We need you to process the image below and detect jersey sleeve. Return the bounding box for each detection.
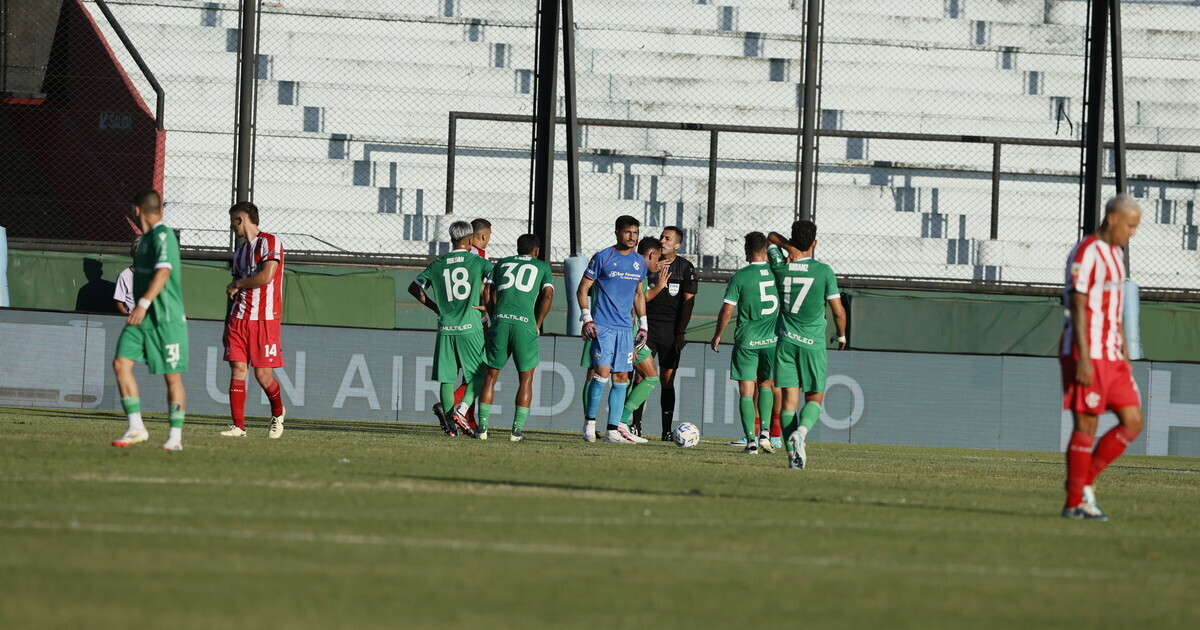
[767,245,786,269]
[151,230,173,270]
[584,253,601,280]
[1070,244,1097,295]
[638,255,648,282]
[414,264,432,289]
[258,234,282,263]
[824,266,841,300]
[481,257,495,284]
[682,260,699,294]
[538,262,554,290]
[722,275,740,305]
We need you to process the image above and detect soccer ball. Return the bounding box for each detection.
[673,422,700,448]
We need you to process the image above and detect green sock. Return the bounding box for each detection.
[799,401,821,434]
[121,397,141,415]
[781,410,798,451]
[756,387,773,436]
[513,406,529,435]
[739,396,756,442]
[619,376,659,424]
[440,383,456,413]
[167,402,185,429]
[461,372,485,409]
[477,403,491,432]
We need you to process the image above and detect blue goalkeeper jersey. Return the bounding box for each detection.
[584,246,647,330]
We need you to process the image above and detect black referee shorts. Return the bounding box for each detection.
[646,326,681,370]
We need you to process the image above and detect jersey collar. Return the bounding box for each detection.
[151,220,165,230]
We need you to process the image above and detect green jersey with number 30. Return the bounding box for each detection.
[491,255,552,330]
[768,245,840,347]
[415,249,494,335]
[722,262,779,349]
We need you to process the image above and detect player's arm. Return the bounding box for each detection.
[710,302,734,352]
[408,279,439,316]
[768,231,801,258]
[828,296,848,351]
[1069,290,1092,386]
[633,281,649,349]
[535,285,554,334]
[227,260,279,299]
[127,267,172,326]
[115,301,130,314]
[576,275,597,339]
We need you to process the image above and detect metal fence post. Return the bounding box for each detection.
[797,0,823,222]
[990,143,1001,240]
[531,0,561,262]
[707,130,718,228]
[445,112,457,215]
[232,0,261,205]
[1081,0,1109,235]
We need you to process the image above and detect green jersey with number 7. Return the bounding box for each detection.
[414,249,494,336]
[767,245,840,348]
[490,255,553,330]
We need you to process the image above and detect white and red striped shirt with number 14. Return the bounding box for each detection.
[231,232,284,321]
[1062,234,1126,361]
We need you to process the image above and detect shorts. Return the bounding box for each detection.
[116,321,189,375]
[485,322,540,372]
[730,344,776,383]
[1060,355,1141,415]
[581,336,650,370]
[646,325,682,370]
[591,324,635,373]
[223,318,284,368]
[774,341,826,392]
[434,332,486,384]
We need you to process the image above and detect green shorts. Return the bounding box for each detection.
[433,332,486,384]
[486,323,540,372]
[580,338,651,369]
[730,344,775,383]
[116,321,189,375]
[773,341,826,392]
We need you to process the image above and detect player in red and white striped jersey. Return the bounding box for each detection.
[436,218,493,435]
[220,201,288,439]
[1059,194,1143,521]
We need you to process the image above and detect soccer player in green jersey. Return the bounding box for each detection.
[111,189,190,451]
[767,221,847,469]
[476,234,554,441]
[408,220,494,437]
[710,232,779,455]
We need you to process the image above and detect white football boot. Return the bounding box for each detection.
[220,425,247,437]
[268,409,286,439]
[758,434,774,454]
[583,419,597,443]
[618,422,648,443]
[111,429,149,448]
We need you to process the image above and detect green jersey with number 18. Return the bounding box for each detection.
[491,255,553,330]
[722,262,779,349]
[415,249,494,335]
[767,245,840,347]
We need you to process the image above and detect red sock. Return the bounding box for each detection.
[1088,426,1138,486]
[1065,430,1095,507]
[229,379,246,429]
[754,415,762,436]
[264,379,284,417]
[452,383,478,428]
[770,413,782,438]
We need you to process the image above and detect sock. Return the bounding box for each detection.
[454,383,466,407]
[781,410,798,452]
[581,376,590,411]
[770,413,782,438]
[607,381,629,429]
[477,403,491,432]
[168,402,185,433]
[754,414,762,436]
[1088,426,1138,486]
[228,379,246,429]
[620,376,659,424]
[1065,430,1095,508]
[512,406,530,435]
[757,388,774,437]
[455,382,476,427]
[440,383,456,416]
[585,376,607,419]
[122,397,144,432]
[799,401,821,435]
[167,426,182,443]
[459,372,485,414]
[661,384,676,435]
[264,379,283,417]
[739,396,756,442]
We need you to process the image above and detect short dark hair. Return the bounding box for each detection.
[790,220,817,251]
[662,226,684,241]
[615,215,640,231]
[637,236,661,256]
[744,231,767,256]
[132,189,161,213]
[517,233,540,255]
[471,218,492,232]
[230,201,259,225]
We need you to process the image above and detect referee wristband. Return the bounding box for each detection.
[137,298,152,310]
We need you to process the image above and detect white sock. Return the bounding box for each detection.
[167,427,182,443]
[797,426,809,441]
[127,412,145,433]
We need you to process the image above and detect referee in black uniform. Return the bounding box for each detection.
[633,226,698,441]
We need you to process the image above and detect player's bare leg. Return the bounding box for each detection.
[160,373,186,451]
[255,366,285,438]
[222,361,250,437]
[111,357,148,447]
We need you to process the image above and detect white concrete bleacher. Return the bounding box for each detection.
[92,0,1200,288]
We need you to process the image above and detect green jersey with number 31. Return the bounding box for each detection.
[491,255,553,330]
[722,261,779,349]
[768,245,840,347]
[415,249,494,335]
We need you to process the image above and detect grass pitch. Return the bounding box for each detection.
[1,406,1198,629]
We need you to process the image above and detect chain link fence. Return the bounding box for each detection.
[4,0,1200,290]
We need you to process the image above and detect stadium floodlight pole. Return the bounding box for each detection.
[796,0,823,222]
[530,0,562,263]
[1081,0,1108,235]
[233,0,261,206]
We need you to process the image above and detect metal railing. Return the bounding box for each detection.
[93,0,164,128]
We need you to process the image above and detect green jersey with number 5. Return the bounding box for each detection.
[491,255,553,330]
[415,249,494,335]
[722,262,779,349]
[767,246,840,348]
